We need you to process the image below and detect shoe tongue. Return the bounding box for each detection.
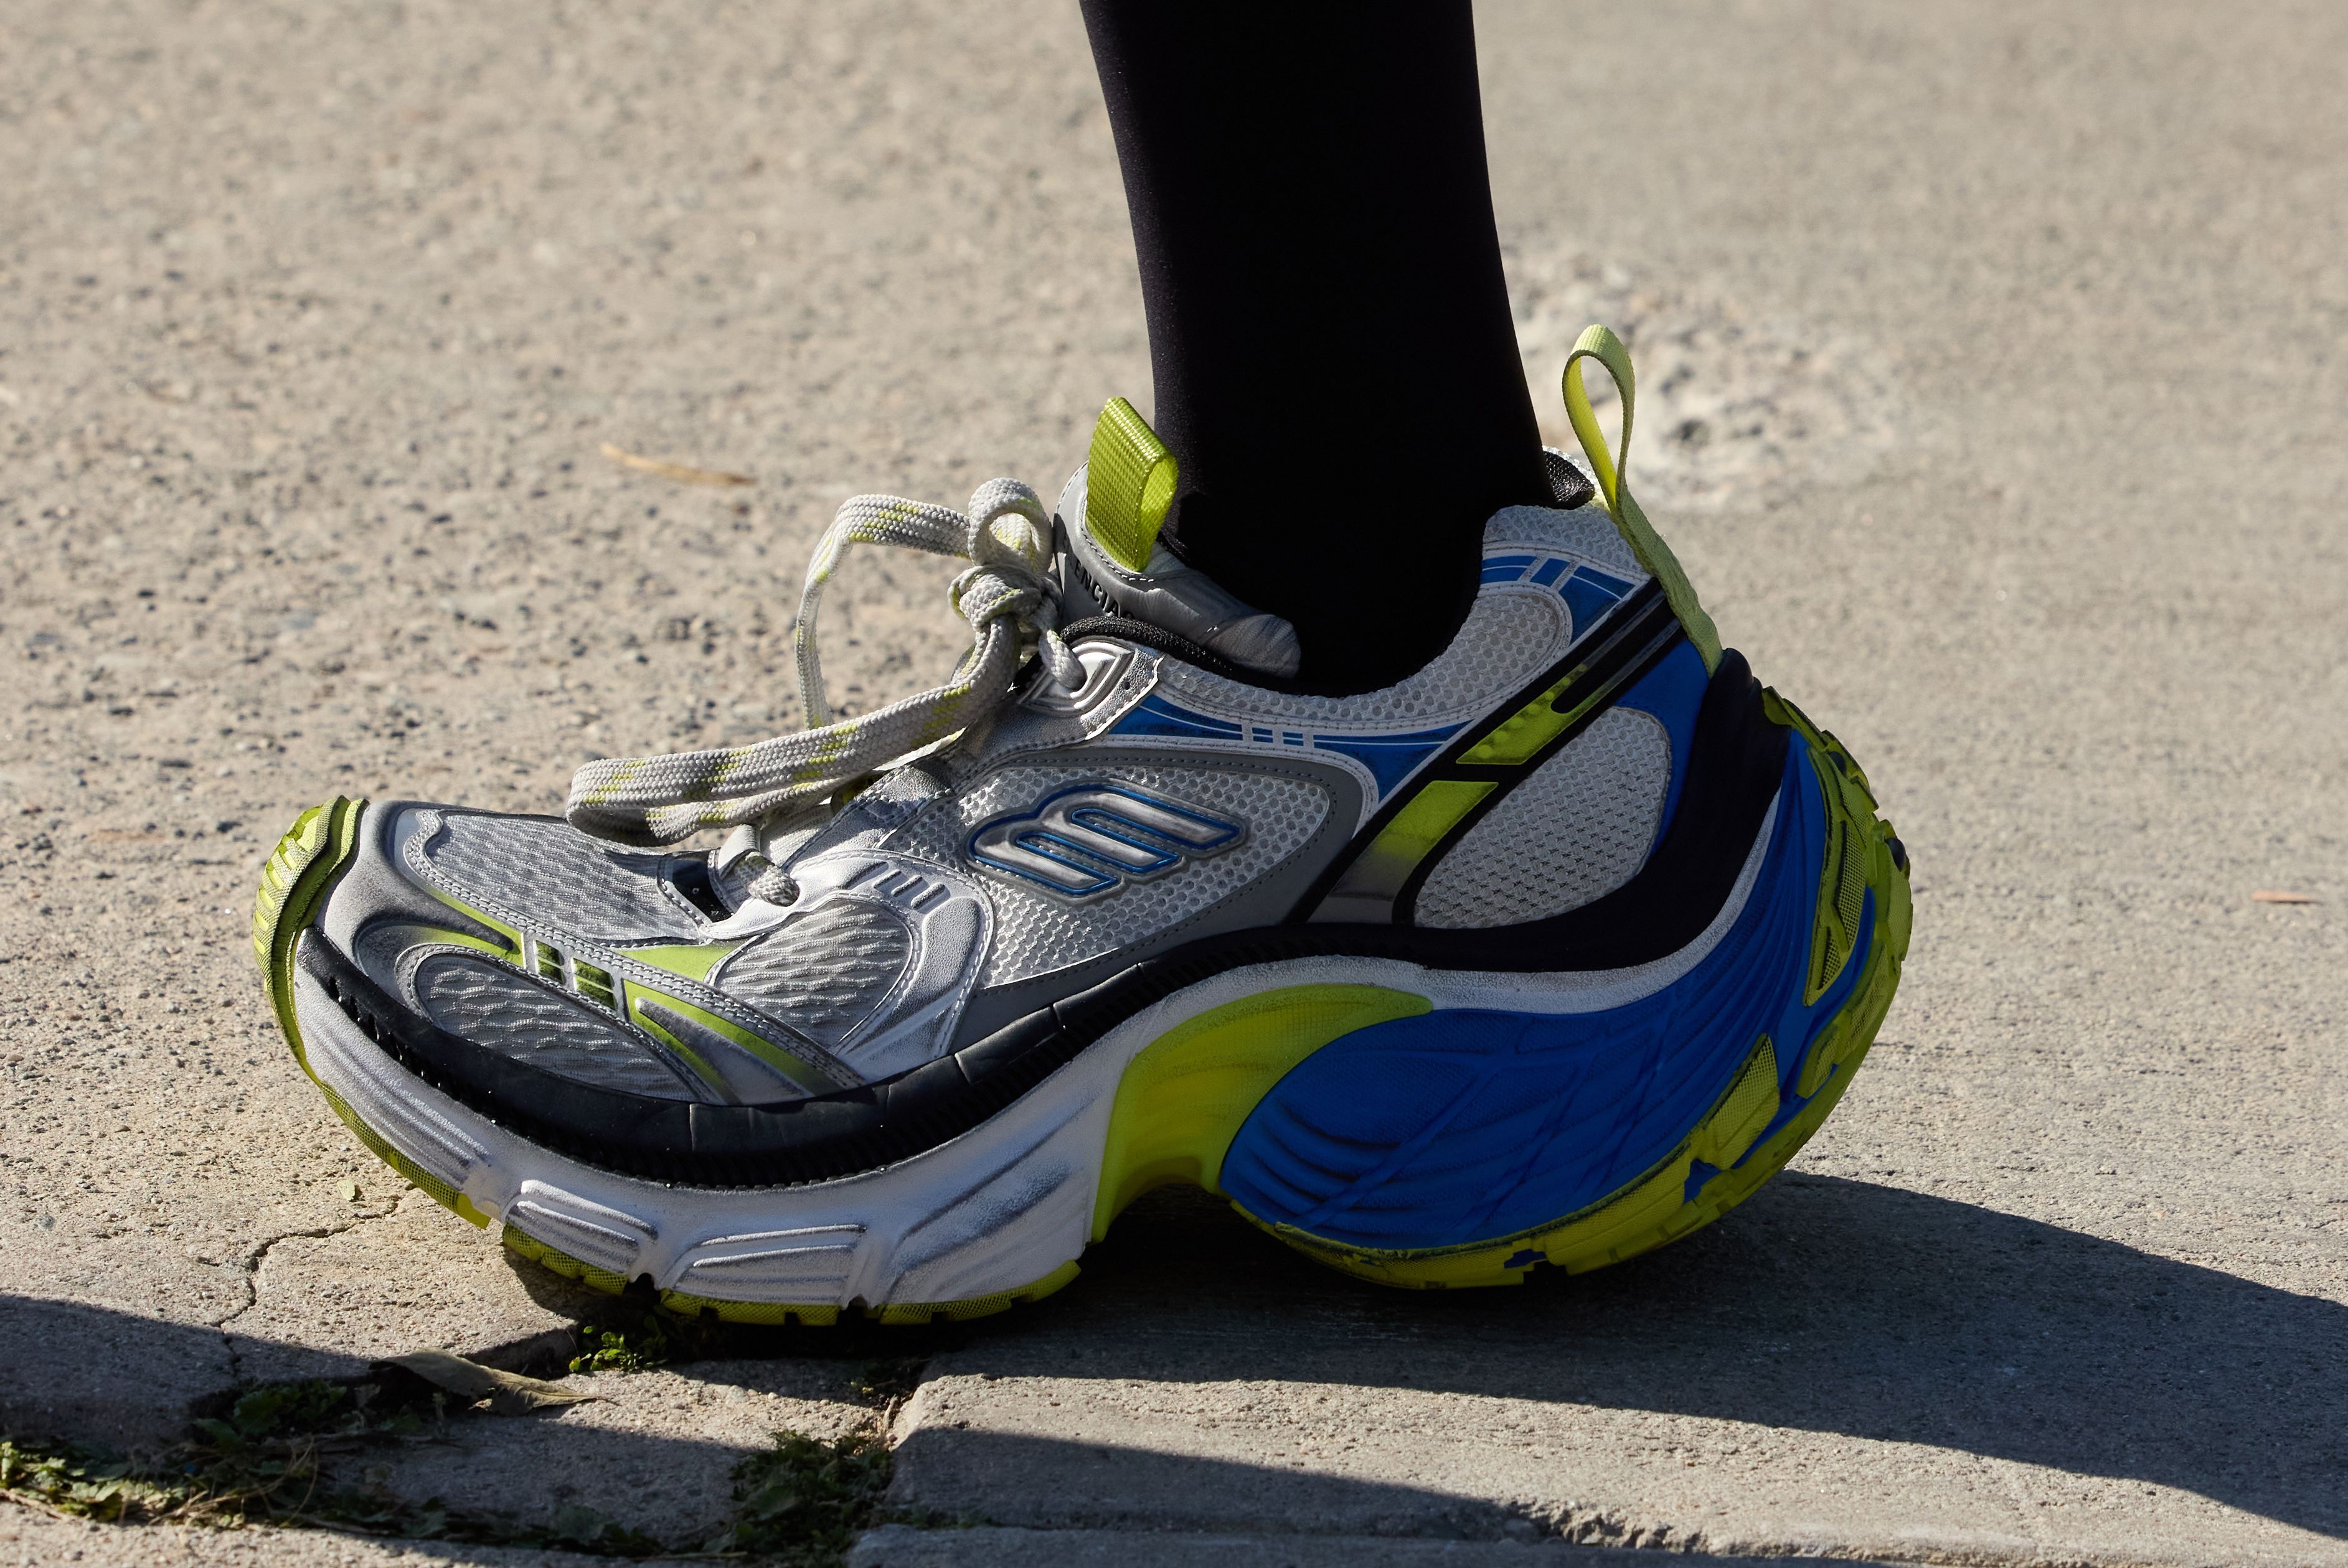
[1059,398,1302,679]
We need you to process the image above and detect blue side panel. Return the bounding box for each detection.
[1111,692,1246,743]
[1560,573,1628,640]
[1577,568,1638,598]
[1613,641,1709,838]
[1529,557,1568,587]
[1221,736,1854,1252]
[1481,554,1537,584]
[1112,690,1462,802]
[1311,728,1463,798]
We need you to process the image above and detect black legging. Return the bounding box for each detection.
[1079,0,1549,694]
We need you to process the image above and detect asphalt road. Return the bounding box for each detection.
[3,1,2344,1562]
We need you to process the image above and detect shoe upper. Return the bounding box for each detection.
[308,468,1737,1116]
[293,325,1821,1193]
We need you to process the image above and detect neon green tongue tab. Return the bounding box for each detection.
[1086,396,1179,573]
[1563,323,1724,673]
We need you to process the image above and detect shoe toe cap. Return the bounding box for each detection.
[309,799,719,1102]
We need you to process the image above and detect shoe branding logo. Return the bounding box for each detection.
[968,785,1245,898]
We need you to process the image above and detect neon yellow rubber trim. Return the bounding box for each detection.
[432,891,527,957]
[1371,779,1495,877]
[660,1293,842,1328]
[1461,669,1583,766]
[626,988,836,1098]
[1563,324,1723,672]
[503,1225,634,1297]
[1085,396,1179,573]
[254,798,471,1215]
[253,797,366,1049]
[424,927,514,961]
[623,941,743,984]
[1688,1035,1780,1170]
[1456,660,1636,768]
[410,893,783,1096]
[1092,984,1431,1240]
[1315,779,1496,912]
[1763,687,1888,1012]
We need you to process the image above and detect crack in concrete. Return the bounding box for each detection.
[210,1201,399,1382]
[860,1354,932,1438]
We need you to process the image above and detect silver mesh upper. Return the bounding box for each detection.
[1413,708,1671,929]
[404,810,704,943]
[410,951,701,1099]
[337,502,1682,1101]
[1159,591,1568,730]
[1152,504,1648,732]
[1485,502,1646,578]
[894,762,1332,987]
[714,899,913,1048]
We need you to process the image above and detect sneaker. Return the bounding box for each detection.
[252,325,1909,1322]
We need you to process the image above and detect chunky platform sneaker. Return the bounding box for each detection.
[253,326,1909,1322]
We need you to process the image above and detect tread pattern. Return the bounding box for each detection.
[1252,703,1910,1290]
[500,1224,1080,1328]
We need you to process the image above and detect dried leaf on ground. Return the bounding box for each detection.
[379,1350,598,1415]
[599,442,753,487]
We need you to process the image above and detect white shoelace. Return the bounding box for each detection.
[566,477,1080,848]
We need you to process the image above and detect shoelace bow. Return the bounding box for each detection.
[565,477,1082,852]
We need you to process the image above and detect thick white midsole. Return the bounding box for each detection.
[296,797,1776,1308]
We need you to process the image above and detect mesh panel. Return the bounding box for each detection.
[1413,708,1671,929]
[1542,450,1597,510]
[713,899,912,1048]
[408,812,702,942]
[410,951,698,1100]
[894,763,1330,986]
[1485,504,1648,579]
[1161,593,1567,728]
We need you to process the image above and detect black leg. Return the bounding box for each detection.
[1080,0,1550,693]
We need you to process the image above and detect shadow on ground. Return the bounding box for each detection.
[8,1171,2343,1551]
[395,1168,2348,1543]
[933,1172,2348,1542]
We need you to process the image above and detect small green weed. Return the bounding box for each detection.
[569,1315,670,1375]
[1,1379,425,1528]
[6,1367,898,1565]
[0,1437,189,1524]
[715,1428,892,1565]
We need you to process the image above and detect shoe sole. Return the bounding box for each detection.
[252,700,1907,1323]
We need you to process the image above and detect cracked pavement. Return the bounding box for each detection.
[5,0,2347,1563]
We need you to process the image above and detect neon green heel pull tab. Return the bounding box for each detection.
[1085,396,1179,573]
[1562,324,1723,672]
